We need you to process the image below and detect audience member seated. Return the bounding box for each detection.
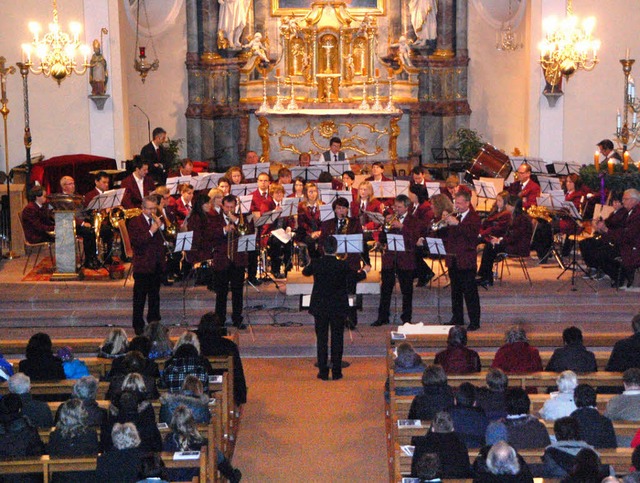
[606,314,640,372]
[412,452,442,482]
[545,326,597,373]
[449,382,489,448]
[384,342,425,402]
[433,326,481,374]
[196,312,248,406]
[162,331,213,393]
[55,375,107,427]
[163,405,242,483]
[55,346,90,379]
[491,325,543,374]
[47,399,99,483]
[560,447,609,483]
[570,384,617,449]
[624,446,640,482]
[18,332,66,381]
[410,411,472,478]
[137,453,171,483]
[472,440,534,483]
[8,373,53,429]
[604,368,640,421]
[143,321,173,360]
[101,387,162,453]
[95,422,144,482]
[407,365,454,421]
[98,327,129,359]
[106,351,160,401]
[159,375,211,425]
[485,387,550,450]
[475,368,509,421]
[0,393,45,483]
[542,416,596,478]
[539,370,578,421]
[0,351,13,382]
[108,336,160,381]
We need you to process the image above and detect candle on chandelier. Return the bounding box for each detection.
[608,158,615,175]
[276,68,280,77]
[624,151,630,171]
[617,110,622,130]
[594,151,600,171]
[627,47,630,60]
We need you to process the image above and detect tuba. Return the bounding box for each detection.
[109,207,143,229]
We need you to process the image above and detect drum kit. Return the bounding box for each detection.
[466,143,512,180]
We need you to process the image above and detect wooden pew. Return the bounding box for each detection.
[0,333,239,356]
[392,443,633,481]
[0,451,208,483]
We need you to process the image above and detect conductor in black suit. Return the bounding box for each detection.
[303,236,364,380]
[140,127,170,184]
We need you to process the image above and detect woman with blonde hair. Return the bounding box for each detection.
[98,328,128,359]
[352,180,383,230]
[207,187,225,215]
[163,331,213,393]
[143,321,173,360]
[295,182,324,260]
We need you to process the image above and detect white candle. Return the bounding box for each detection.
[617,110,622,130]
[627,47,630,60]
[634,111,637,126]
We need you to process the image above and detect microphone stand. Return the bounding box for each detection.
[133,104,151,143]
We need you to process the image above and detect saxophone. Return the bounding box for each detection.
[336,216,350,260]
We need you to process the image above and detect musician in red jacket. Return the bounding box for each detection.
[129,195,167,335]
[295,182,324,261]
[371,195,419,326]
[21,186,55,244]
[174,183,194,227]
[121,158,155,209]
[438,190,482,331]
[365,161,391,182]
[84,171,114,264]
[261,184,295,279]
[476,196,533,287]
[211,195,252,329]
[510,163,540,210]
[246,171,271,285]
[409,185,435,287]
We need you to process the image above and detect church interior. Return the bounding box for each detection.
[2,0,640,481]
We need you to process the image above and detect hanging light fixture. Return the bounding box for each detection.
[21,0,91,85]
[133,0,159,83]
[495,1,523,52]
[538,0,600,91]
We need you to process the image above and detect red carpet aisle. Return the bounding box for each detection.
[233,357,388,482]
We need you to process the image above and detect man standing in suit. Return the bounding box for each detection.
[303,236,363,380]
[121,158,155,209]
[21,186,55,244]
[317,136,346,163]
[440,189,482,331]
[140,127,170,184]
[597,139,622,164]
[247,172,271,285]
[129,195,166,335]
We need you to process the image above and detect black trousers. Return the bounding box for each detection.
[314,314,345,375]
[414,247,435,281]
[379,267,414,323]
[247,250,258,280]
[478,242,504,281]
[76,224,98,263]
[449,266,480,326]
[579,236,612,270]
[213,264,245,324]
[132,271,162,335]
[346,270,359,326]
[531,220,553,259]
[267,237,292,273]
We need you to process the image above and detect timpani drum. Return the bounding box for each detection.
[467,144,511,179]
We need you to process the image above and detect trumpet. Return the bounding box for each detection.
[384,214,398,232]
[237,210,249,236]
[431,211,461,231]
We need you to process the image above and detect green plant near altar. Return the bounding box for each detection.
[446,128,485,164]
[579,163,640,193]
[165,138,185,170]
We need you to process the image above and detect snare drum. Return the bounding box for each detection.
[467,144,511,179]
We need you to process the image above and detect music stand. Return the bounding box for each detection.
[371,181,396,199]
[173,231,194,325]
[193,172,221,192]
[319,205,334,222]
[238,195,253,214]
[556,201,596,293]
[386,233,405,325]
[527,158,547,174]
[242,162,270,181]
[473,181,497,213]
[282,183,293,196]
[425,237,447,323]
[425,182,441,198]
[231,183,258,197]
[335,233,365,342]
[325,161,351,177]
[552,161,581,176]
[291,166,323,181]
[538,176,563,194]
[395,180,410,196]
[237,233,258,340]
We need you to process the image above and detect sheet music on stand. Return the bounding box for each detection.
[237,233,257,252]
[334,234,363,255]
[386,233,405,252]
[319,204,334,222]
[325,161,351,177]
[371,181,397,198]
[395,180,410,196]
[425,182,441,198]
[366,211,386,225]
[279,201,298,217]
[283,196,301,209]
[231,183,258,196]
[561,200,583,221]
[425,237,446,257]
[238,195,253,214]
[510,157,529,172]
[166,176,196,194]
[193,172,223,191]
[86,188,125,211]
[473,180,497,200]
[255,210,281,227]
[320,189,353,205]
[242,162,270,180]
[290,166,323,180]
[525,158,547,173]
[282,183,293,196]
[593,203,614,221]
[317,182,333,191]
[552,161,582,176]
[174,231,193,253]
[538,176,563,193]
[537,192,565,209]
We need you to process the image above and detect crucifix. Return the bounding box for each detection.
[321,38,335,74]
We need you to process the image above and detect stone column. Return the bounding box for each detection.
[455,0,468,58]
[435,0,455,56]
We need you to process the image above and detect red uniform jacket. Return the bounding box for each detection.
[410,201,435,237]
[601,207,628,245]
[441,208,481,271]
[121,174,155,209]
[502,213,534,257]
[319,216,364,271]
[618,207,640,269]
[479,210,511,242]
[128,214,166,274]
[174,197,192,227]
[381,213,418,271]
[250,189,271,214]
[296,202,323,242]
[83,188,102,208]
[351,198,383,231]
[260,199,295,236]
[510,180,541,210]
[185,212,216,264]
[210,213,251,270]
[21,202,55,244]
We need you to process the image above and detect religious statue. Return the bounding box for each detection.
[218,0,251,49]
[243,32,270,64]
[89,39,108,96]
[392,36,413,67]
[409,0,437,47]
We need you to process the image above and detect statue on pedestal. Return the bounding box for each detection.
[409,0,437,48]
[89,39,108,96]
[218,0,251,49]
[243,32,270,63]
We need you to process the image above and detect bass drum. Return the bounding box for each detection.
[467,144,511,179]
